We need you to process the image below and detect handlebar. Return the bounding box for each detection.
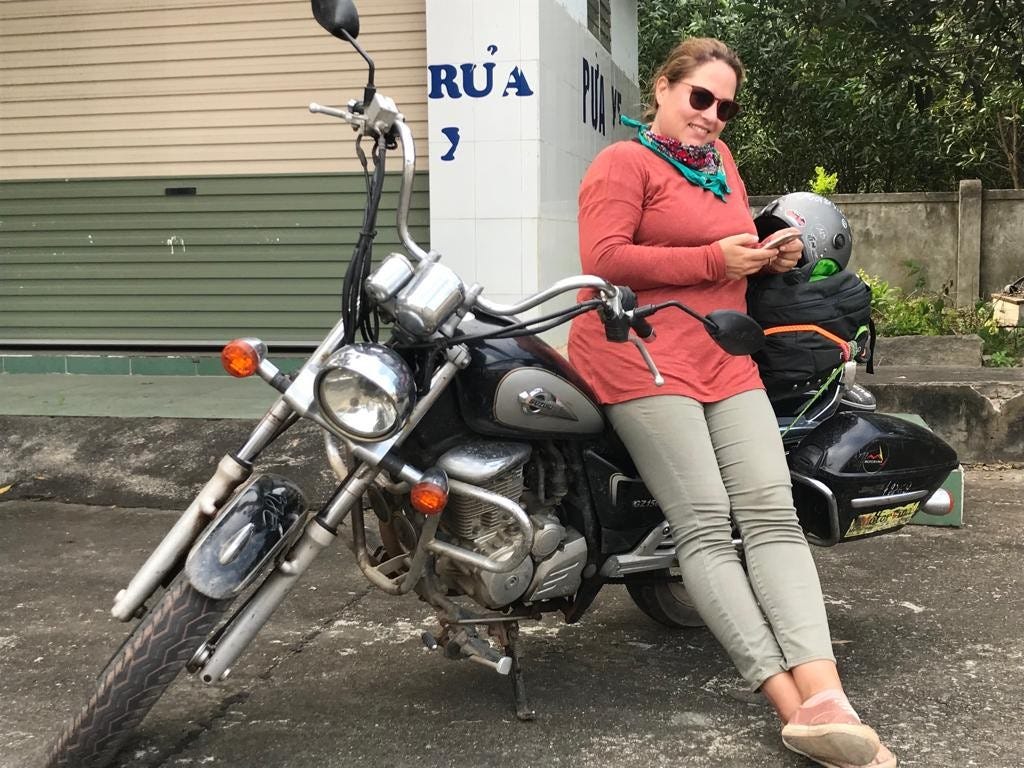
[312,93,666,383]
[473,275,621,316]
[310,99,428,264]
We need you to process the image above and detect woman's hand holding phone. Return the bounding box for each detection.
[756,230,802,250]
[758,228,803,273]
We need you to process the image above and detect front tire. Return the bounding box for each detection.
[627,577,706,629]
[46,579,230,768]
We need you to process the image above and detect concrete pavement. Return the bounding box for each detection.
[2,466,1023,768]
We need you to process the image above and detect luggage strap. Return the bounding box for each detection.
[779,364,845,439]
[763,324,855,362]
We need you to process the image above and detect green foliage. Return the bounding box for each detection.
[808,166,838,196]
[858,270,1022,366]
[988,350,1019,368]
[638,0,1024,192]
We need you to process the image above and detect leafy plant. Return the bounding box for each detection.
[808,166,838,196]
[988,350,1018,368]
[859,270,1022,366]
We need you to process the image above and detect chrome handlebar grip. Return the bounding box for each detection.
[474,276,620,316]
[393,120,430,263]
[309,101,358,122]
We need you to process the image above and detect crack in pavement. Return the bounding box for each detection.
[258,585,375,680]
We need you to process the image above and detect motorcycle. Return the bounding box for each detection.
[46,2,959,766]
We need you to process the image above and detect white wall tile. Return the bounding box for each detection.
[475,218,526,294]
[473,0,521,61]
[538,217,581,288]
[430,218,478,284]
[426,0,476,60]
[520,5,541,61]
[520,85,540,141]
[553,0,587,26]
[427,140,476,219]
[426,0,638,305]
[521,217,540,293]
[474,93,523,142]
[520,140,540,218]
[611,1,639,83]
[474,140,527,219]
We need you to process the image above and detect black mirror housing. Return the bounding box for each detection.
[705,310,765,356]
[312,0,360,40]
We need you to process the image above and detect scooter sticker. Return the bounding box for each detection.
[844,501,921,538]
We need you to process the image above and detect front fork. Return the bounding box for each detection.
[195,461,383,682]
[111,345,471,680]
[110,397,298,621]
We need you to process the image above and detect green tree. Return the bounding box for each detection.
[638,0,1023,192]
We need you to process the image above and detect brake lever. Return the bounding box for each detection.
[628,332,664,386]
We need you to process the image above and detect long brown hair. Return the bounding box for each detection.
[644,37,745,121]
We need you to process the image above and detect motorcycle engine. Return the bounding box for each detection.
[434,440,586,608]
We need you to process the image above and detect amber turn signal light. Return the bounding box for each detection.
[221,338,262,378]
[410,469,449,516]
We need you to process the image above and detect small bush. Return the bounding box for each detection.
[808,166,839,196]
[858,270,1022,366]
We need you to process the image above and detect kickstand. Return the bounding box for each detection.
[496,621,535,721]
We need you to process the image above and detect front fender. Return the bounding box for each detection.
[185,475,307,599]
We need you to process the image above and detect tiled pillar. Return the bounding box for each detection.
[425,0,638,331]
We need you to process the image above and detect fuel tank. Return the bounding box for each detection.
[454,315,605,439]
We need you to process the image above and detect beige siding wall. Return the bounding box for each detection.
[0,0,428,179]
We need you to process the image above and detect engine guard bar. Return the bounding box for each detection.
[345,452,535,590]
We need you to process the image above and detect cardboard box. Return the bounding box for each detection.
[992,293,1024,328]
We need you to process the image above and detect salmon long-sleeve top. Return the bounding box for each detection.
[567,139,765,404]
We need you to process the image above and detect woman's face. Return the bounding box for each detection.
[651,59,737,145]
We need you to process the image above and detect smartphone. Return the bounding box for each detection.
[757,231,802,249]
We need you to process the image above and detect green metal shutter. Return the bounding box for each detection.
[0,172,429,347]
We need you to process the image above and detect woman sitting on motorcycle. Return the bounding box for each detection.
[567,36,895,768]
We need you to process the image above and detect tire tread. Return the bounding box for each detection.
[45,580,227,768]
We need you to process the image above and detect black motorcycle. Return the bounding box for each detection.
[46,2,958,765]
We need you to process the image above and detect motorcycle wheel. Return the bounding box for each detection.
[45,578,230,768]
[626,576,706,629]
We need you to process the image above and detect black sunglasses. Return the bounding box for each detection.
[681,82,741,122]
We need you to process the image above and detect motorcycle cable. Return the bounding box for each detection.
[341,135,387,345]
[394,299,605,350]
[633,300,713,332]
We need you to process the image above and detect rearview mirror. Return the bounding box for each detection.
[705,310,765,356]
[312,0,360,40]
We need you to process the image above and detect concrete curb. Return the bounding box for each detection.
[2,366,1021,510]
[0,416,337,511]
[865,366,1024,463]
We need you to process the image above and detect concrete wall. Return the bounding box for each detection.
[981,191,1024,297]
[751,186,1024,304]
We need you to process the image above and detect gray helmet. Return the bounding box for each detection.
[754,191,853,270]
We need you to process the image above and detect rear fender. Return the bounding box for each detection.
[185,475,308,599]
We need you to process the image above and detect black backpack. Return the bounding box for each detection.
[746,264,874,390]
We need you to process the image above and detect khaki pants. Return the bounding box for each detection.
[607,389,836,689]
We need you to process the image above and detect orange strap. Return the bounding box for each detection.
[763,324,852,361]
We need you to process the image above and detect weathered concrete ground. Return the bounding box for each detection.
[1,467,1022,768]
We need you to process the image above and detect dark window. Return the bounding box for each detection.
[587,0,611,51]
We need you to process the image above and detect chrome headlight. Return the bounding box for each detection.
[315,344,415,440]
